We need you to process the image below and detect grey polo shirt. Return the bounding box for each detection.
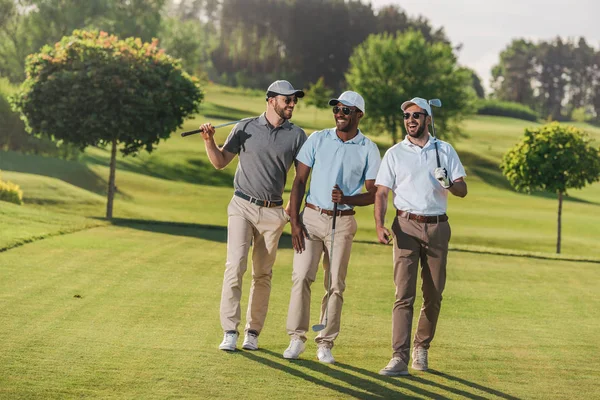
[223,113,307,202]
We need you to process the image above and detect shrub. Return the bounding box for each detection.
[0,172,23,205]
[476,99,539,122]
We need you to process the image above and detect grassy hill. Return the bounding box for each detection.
[1,84,599,399]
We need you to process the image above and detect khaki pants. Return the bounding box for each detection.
[286,206,357,348]
[391,215,451,363]
[220,196,288,334]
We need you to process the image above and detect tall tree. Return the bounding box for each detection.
[346,30,473,144]
[491,39,537,105]
[501,123,600,253]
[10,30,203,218]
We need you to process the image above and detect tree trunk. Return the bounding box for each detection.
[556,191,563,254]
[389,118,397,144]
[106,139,117,219]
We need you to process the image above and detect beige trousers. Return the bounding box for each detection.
[391,215,451,363]
[220,196,288,334]
[286,207,357,348]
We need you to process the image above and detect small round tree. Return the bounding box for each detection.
[11,30,203,219]
[501,122,600,253]
[304,76,334,121]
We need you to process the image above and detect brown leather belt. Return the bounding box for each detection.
[306,203,355,216]
[397,210,448,223]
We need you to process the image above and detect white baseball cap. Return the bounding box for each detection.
[401,97,432,116]
[329,91,365,113]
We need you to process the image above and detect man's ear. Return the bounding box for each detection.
[358,111,364,120]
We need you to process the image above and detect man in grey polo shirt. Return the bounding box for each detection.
[282,91,381,364]
[198,80,307,352]
[375,97,467,376]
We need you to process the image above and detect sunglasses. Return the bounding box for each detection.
[403,112,428,120]
[332,106,356,115]
[280,95,299,105]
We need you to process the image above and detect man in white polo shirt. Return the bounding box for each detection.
[282,91,381,364]
[375,97,467,376]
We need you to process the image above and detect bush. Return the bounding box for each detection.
[476,99,539,122]
[0,172,23,205]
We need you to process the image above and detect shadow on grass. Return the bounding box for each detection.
[83,149,235,187]
[106,218,293,249]
[0,150,107,195]
[240,348,433,399]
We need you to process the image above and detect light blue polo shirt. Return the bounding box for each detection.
[297,128,381,211]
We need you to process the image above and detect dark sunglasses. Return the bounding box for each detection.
[332,106,356,115]
[403,112,428,120]
[280,95,299,105]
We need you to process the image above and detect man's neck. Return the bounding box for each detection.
[336,128,359,142]
[407,132,431,148]
[265,109,285,128]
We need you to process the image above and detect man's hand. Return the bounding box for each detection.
[434,167,453,189]
[199,123,216,141]
[332,184,345,204]
[377,226,393,245]
[291,221,308,253]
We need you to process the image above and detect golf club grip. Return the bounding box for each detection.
[180,128,204,137]
[332,203,338,229]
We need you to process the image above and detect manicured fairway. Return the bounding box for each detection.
[1,84,600,398]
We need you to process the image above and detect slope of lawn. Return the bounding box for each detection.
[1,83,600,398]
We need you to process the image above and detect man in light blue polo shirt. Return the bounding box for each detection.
[282,91,381,364]
[375,97,467,376]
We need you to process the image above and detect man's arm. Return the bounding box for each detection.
[331,180,377,207]
[199,123,236,169]
[448,177,467,198]
[374,185,393,244]
[289,162,311,253]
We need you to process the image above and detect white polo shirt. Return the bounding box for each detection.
[375,136,466,215]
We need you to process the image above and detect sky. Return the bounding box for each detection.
[369,0,600,93]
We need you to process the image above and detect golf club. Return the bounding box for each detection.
[312,202,337,332]
[180,119,246,137]
[428,98,442,168]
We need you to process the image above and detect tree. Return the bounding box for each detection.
[346,30,473,144]
[500,123,600,253]
[491,39,537,106]
[10,30,203,218]
[304,76,334,121]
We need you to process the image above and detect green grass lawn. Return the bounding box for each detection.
[1,83,600,398]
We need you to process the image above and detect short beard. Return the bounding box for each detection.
[408,123,426,138]
[274,102,290,120]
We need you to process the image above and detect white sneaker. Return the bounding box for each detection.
[219,331,238,351]
[411,347,428,371]
[379,357,409,376]
[242,331,259,350]
[316,346,335,364]
[283,338,305,359]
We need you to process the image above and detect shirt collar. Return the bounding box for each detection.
[259,112,292,130]
[327,128,365,144]
[402,135,436,149]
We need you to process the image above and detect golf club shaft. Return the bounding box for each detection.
[428,101,441,168]
[180,119,243,137]
[323,202,337,328]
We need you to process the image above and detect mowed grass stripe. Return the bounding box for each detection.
[1,225,599,399]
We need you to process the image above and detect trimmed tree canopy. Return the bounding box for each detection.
[11,29,203,155]
[11,30,203,218]
[501,122,600,194]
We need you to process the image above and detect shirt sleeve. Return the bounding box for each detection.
[293,129,308,159]
[364,142,382,181]
[446,144,466,181]
[222,124,241,154]
[296,130,318,167]
[375,149,395,189]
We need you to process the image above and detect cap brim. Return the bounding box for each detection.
[329,98,355,107]
[271,90,304,97]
